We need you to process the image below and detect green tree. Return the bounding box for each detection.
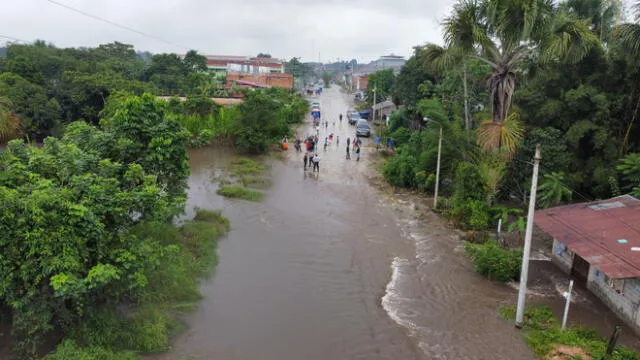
[0,96,21,142]
[439,0,599,149]
[617,153,640,190]
[0,72,63,138]
[322,71,332,88]
[365,69,395,106]
[538,172,573,208]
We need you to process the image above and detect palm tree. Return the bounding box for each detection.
[537,172,573,208]
[614,0,640,57]
[614,0,640,154]
[562,0,621,42]
[437,0,599,152]
[0,96,22,143]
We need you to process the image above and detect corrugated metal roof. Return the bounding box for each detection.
[535,195,640,279]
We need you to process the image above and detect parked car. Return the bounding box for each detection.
[356,122,371,137]
[356,119,369,127]
[347,111,361,125]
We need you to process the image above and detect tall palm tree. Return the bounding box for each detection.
[614,0,640,57]
[438,0,599,152]
[423,44,472,130]
[562,0,621,42]
[614,0,640,154]
[0,96,22,143]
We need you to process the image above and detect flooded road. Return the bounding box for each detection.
[155,87,536,360]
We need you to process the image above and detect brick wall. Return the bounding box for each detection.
[227,72,293,89]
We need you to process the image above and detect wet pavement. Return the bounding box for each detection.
[150,87,638,360]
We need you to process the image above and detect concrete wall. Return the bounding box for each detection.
[587,267,640,334]
[227,72,293,89]
[551,238,573,274]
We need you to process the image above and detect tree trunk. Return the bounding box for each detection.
[621,94,640,156]
[463,64,470,131]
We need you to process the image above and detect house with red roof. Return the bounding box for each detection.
[535,195,640,333]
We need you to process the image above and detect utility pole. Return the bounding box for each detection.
[515,144,542,328]
[463,65,470,131]
[372,86,377,122]
[561,280,574,330]
[433,126,443,209]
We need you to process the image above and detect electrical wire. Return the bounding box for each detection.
[0,34,28,43]
[45,0,189,50]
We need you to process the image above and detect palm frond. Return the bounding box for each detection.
[423,44,463,72]
[476,111,524,156]
[540,18,599,64]
[613,23,640,58]
[443,0,488,51]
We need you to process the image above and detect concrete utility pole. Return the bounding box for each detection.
[372,86,377,123]
[561,280,574,330]
[515,144,542,328]
[433,126,443,209]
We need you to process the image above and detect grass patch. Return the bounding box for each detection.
[500,305,640,359]
[217,185,264,201]
[212,157,271,199]
[240,175,272,189]
[48,209,230,359]
[228,157,270,177]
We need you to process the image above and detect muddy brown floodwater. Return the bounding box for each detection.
[152,87,536,360]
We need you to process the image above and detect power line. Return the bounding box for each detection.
[45,0,189,50]
[0,34,28,43]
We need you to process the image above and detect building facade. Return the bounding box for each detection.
[536,195,640,335]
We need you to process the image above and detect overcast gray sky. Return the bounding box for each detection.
[0,0,455,63]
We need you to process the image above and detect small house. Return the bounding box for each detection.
[535,195,640,334]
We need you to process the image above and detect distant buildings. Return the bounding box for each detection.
[347,54,406,91]
[204,55,291,89]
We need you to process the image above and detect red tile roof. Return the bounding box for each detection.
[535,195,640,279]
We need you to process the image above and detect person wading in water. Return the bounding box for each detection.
[312,153,320,172]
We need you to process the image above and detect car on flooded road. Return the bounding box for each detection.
[356,122,371,137]
[347,111,360,125]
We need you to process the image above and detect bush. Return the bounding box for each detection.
[452,199,490,230]
[56,209,230,357]
[453,162,485,207]
[45,340,138,360]
[414,170,435,192]
[463,241,522,282]
[389,127,411,145]
[383,152,418,187]
[217,185,264,201]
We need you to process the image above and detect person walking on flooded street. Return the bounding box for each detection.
[346,137,351,147]
[336,136,340,146]
[339,113,343,123]
[346,144,351,160]
[303,153,308,170]
[355,145,361,162]
[312,153,320,172]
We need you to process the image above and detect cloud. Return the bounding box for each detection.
[0,0,454,62]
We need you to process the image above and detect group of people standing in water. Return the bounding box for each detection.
[297,120,363,172]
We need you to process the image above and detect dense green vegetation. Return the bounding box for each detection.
[0,39,305,359]
[500,305,639,359]
[378,0,640,236]
[463,241,522,282]
[0,42,308,153]
[0,92,234,359]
